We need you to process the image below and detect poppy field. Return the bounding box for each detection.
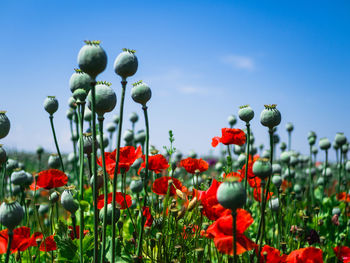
[0,41,349,263]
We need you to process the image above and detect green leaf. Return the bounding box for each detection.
[79,200,90,212]
[54,235,78,260]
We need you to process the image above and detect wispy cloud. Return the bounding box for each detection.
[177,85,208,95]
[221,55,255,71]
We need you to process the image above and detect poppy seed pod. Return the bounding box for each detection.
[73,89,87,103]
[217,180,246,210]
[69,68,93,93]
[227,115,237,127]
[6,159,18,171]
[50,192,59,204]
[280,151,291,164]
[308,136,316,146]
[78,40,107,79]
[238,105,254,123]
[345,161,350,172]
[48,154,61,169]
[43,96,58,115]
[273,134,280,144]
[114,49,138,79]
[260,105,281,129]
[61,189,79,214]
[87,82,117,117]
[0,111,10,139]
[130,179,143,193]
[252,159,272,179]
[38,204,50,216]
[312,146,318,155]
[11,169,28,185]
[106,122,116,133]
[332,207,341,216]
[234,145,243,155]
[286,122,294,132]
[129,112,139,123]
[280,142,287,151]
[316,177,324,186]
[333,141,339,150]
[335,132,347,146]
[131,81,152,106]
[89,173,104,190]
[272,175,282,188]
[0,145,7,165]
[36,146,44,155]
[289,155,298,166]
[66,108,74,121]
[319,138,331,150]
[123,130,134,143]
[0,200,24,230]
[84,107,92,122]
[25,172,33,185]
[261,150,270,159]
[272,163,282,174]
[215,162,223,172]
[308,131,317,140]
[293,184,302,195]
[134,130,146,144]
[269,198,280,212]
[100,204,121,225]
[341,143,348,154]
[68,97,77,109]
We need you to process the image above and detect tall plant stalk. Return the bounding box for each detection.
[244,123,251,191]
[49,115,65,172]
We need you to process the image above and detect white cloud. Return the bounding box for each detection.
[221,55,255,71]
[177,85,208,95]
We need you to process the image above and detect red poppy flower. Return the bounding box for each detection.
[152,176,182,196]
[39,235,57,252]
[193,179,231,221]
[337,192,350,202]
[97,192,132,210]
[238,158,262,188]
[97,146,142,178]
[180,157,209,174]
[259,245,286,263]
[285,247,323,263]
[253,187,273,202]
[205,209,255,255]
[212,128,246,147]
[334,246,350,263]
[142,207,153,228]
[138,154,170,174]
[0,227,42,254]
[30,169,68,190]
[68,226,89,240]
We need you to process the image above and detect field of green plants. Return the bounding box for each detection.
[0,40,349,263]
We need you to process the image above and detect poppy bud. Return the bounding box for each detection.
[87,82,117,117]
[316,177,324,186]
[0,111,10,139]
[238,105,254,123]
[11,169,28,185]
[106,122,116,133]
[0,200,24,230]
[73,88,87,103]
[252,159,272,179]
[114,49,138,79]
[48,154,60,169]
[227,115,237,127]
[272,163,281,174]
[0,145,6,166]
[188,197,197,211]
[43,96,58,115]
[69,68,92,93]
[319,138,331,150]
[130,179,143,193]
[100,204,120,225]
[78,40,107,79]
[129,112,139,123]
[131,81,152,106]
[260,104,281,129]
[286,122,294,132]
[335,132,347,146]
[217,180,246,210]
[123,129,134,143]
[61,189,79,214]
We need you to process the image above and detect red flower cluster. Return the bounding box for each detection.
[258,246,324,263]
[334,246,350,263]
[68,226,89,240]
[138,154,169,174]
[152,176,182,196]
[142,207,153,227]
[212,128,246,147]
[39,235,57,252]
[180,157,209,174]
[337,192,350,203]
[97,192,132,210]
[30,169,68,190]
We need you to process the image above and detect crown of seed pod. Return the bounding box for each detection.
[217,180,246,210]
[0,200,24,230]
[335,132,347,147]
[106,122,116,133]
[253,158,272,179]
[43,96,59,115]
[114,48,138,79]
[87,82,117,117]
[61,189,79,214]
[48,154,60,169]
[129,112,139,123]
[99,204,121,225]
[69,68,93,93]
[0,111,10,139]
[11,169,28,185]
[272,175,282,188]
[130,179,143,193]
[286,122,294,132]
[260,104,281,129]
[319,137,331,150]
[78,40,107,79]
[131,81,152,106]
[238,105,254,123]
[0,145,7,166]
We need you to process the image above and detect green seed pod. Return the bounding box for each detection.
[272,175,282,188]
[50,192,59,204]
[84,107,92,122]
[227,115,237,127]
[0,200,24,230]
[130,179,143,193]
[72,89,87,103]
[129,112,139,123]
[286,122,294,132]
[69,69,93,93]
[280,151,291,164]
[131,158,142,169]
[345,161,350,172]
[48,154,60,169]
[113,114,120,125]
[260,105,281,129]
[24,172,33,185]
[0,145,7,166]
[43,96,58,115]
[316,177,324,186]
[273,134,280,144]
[215,162,223,172]
[61,189,79,214]
[12,185,22,196]
[217,181,246,210]
[175,152,183,162]
[134,130,146,145]
[87,82,117,117]
[68,97,77,109]
[38,204,50,216]
[89,173,104,190]
[234,145,243,155]
[99,204,120,225]
[253,159,272,179]
[67,152,77,165]
[289,155,298,166]
[36,146,44,155]
[114,49,138,79]
[325,167,332,178]
[66,108,74,121]
[269,198,279,212]
[251,146,258,156]
[189,150,197,159]
[319,138,331,150]
[312,146,318,155]
[308,136,316,146]
[280,142,287,151]
[335,132,347,146]
[332,207,341,216]
[106,122,116,133]
[0,111,10,139]
[6,159,18,171]
[11,169,28,185]
[238,105,254,123]
[131,81,152,106]
[99,135,109,148]
[78,40,107,79]
[272,163,281,174]
[237,153,246,167]
[341,144,348,154]
[333,141,339,150]
[261,150,270,159]
[308,131,316,140]
[293,184,302,194]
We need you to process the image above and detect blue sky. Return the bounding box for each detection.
[0,0,349,161]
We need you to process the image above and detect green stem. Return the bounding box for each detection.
[288,131,291,151]
[232,211,237,263]
[4,230,13,263]
[309,145,314,209]
[49,115,65,172]
[338,150,342,194]
[244,123,251,191]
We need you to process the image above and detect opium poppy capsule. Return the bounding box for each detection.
[217,180,246,210]
[78,40,107,79]
[342,143,348,154]
[0,145,7,165]
[99,204,120,225]
[280,142,287,151]
[332,207,341,216]
[130,179,143,194]
[335,132,347,146]
[61,189,79,214]
[260,104,281,129]
[73,89,87,103]
[253,159,272,180]
[66,108,74,121]
[227,115,237,127]
[69,68,93,93]
[189,150,197,159]
[129,112,139,123]
[269,198,280,212]
[346,160,350,172]
[308,136,316,146]
[286,122,294,132]
[308,131,317,140]
[106,122,116,133]
[43,96,58,115]
[36,146,44,155]
[272,163,281,174]
[6,159,18,171]
[0,111,10,139]
[0,200,24,230]
[87,82,117,117]
[280,151,291,164]
[48,154,60,169]
[123,129,134,143]
[272,175,282,188]
[50,192,59,204]
[114,49,138,79]
[89,173,104,190]
[38,204,50,216]
[238,105,254,123]
[319,137,331,150]
[113,114,120,125]
[134,130,146,145]
[68,97,77,109]
[11,169,28,186]
[293,184,302,195]
[83,107,92,122]
[131,81,152,106]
